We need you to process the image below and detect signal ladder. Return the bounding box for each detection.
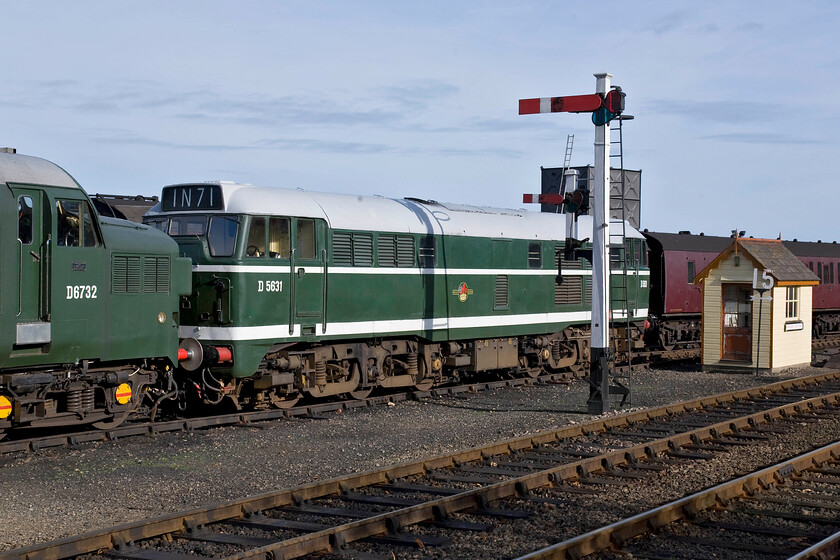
[608,114,634,407]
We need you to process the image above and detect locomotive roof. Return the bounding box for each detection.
[0,152,81,189]
[148,181,645,242]
[642,230,732,253]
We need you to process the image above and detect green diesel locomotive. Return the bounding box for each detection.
[0,152,192,437]
[144,181,650,409]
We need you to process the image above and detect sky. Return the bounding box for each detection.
[3,1,839,242]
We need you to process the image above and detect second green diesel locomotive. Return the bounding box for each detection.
[144,181,650,408]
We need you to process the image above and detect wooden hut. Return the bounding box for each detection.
[694,237,818,372]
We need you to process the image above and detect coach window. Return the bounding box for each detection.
[296,219,316,259]
[56,199,99,247]
[207,216,238,257]
[18,195,33,244]
[246,217,266,257]
[269,217,290,258]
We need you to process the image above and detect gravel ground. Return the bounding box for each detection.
[0,363,829,552]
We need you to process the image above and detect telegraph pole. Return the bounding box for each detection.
[520,73,626,414]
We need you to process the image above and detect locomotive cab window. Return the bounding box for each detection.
[56,199,99,247]
[296,218,316,259]
[269,217,290,258]
[207,215,239,257]
[18,195,33,244]
[144,217,169,232]
[246,217,267,257]
[168,215,207,236]
[687,261,696,283]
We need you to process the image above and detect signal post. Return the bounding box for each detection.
[520,73,625,414]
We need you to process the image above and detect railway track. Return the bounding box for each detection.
[526,440,840,559]
[5,371,840,560]
[0,370,586,456]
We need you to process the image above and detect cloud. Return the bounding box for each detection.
[699,132,819,144]
[649,99,786,123]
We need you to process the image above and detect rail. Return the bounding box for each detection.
[4,371,840,560]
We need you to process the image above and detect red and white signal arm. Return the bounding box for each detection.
[519,94,603,115]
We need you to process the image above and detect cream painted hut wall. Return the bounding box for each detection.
[770,285,812,369]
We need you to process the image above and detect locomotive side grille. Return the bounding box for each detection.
[396,235,414,267]
[585,281,592,305]
[377,235,397,267]
[495,275,509,308]
[352,233,373,266]
[144,257,170,293]
[554,248,583,269]
[332,231,374,266]
[332,232,353,265]
[554,276,582,305]
[112,256,141,293]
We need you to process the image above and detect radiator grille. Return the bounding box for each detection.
[112,256,141,293]
[495,275,509,308]
[144,257,170,293]
[554,276,582,305]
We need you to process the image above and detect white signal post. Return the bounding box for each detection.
[589,73,612,414]
[519,72,621,414]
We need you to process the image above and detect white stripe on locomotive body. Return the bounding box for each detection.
[192,264,650,277]
[181,308,650,341]
[146,181,646,243]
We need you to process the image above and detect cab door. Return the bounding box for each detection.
[291,218,325,336]
[12,186,51,345]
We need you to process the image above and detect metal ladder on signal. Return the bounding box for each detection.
[557,134,575,205]
[608,116,633,407]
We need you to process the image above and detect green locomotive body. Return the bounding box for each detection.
[146,181,650,407]
[0,152,191,434]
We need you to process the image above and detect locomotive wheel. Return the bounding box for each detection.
[347,364,372,399]
[268,392,300,409]
[412,358,434,391]
[91,411,131,430]
[348,387,373,400]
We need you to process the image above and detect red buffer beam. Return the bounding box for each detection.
[519,94,603,115]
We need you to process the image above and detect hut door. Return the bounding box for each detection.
[722,283,752,362]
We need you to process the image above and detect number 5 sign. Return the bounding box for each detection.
[753,268,775,291]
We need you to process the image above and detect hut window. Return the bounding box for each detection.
[785,287,800,319]
[687,261,696,283]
